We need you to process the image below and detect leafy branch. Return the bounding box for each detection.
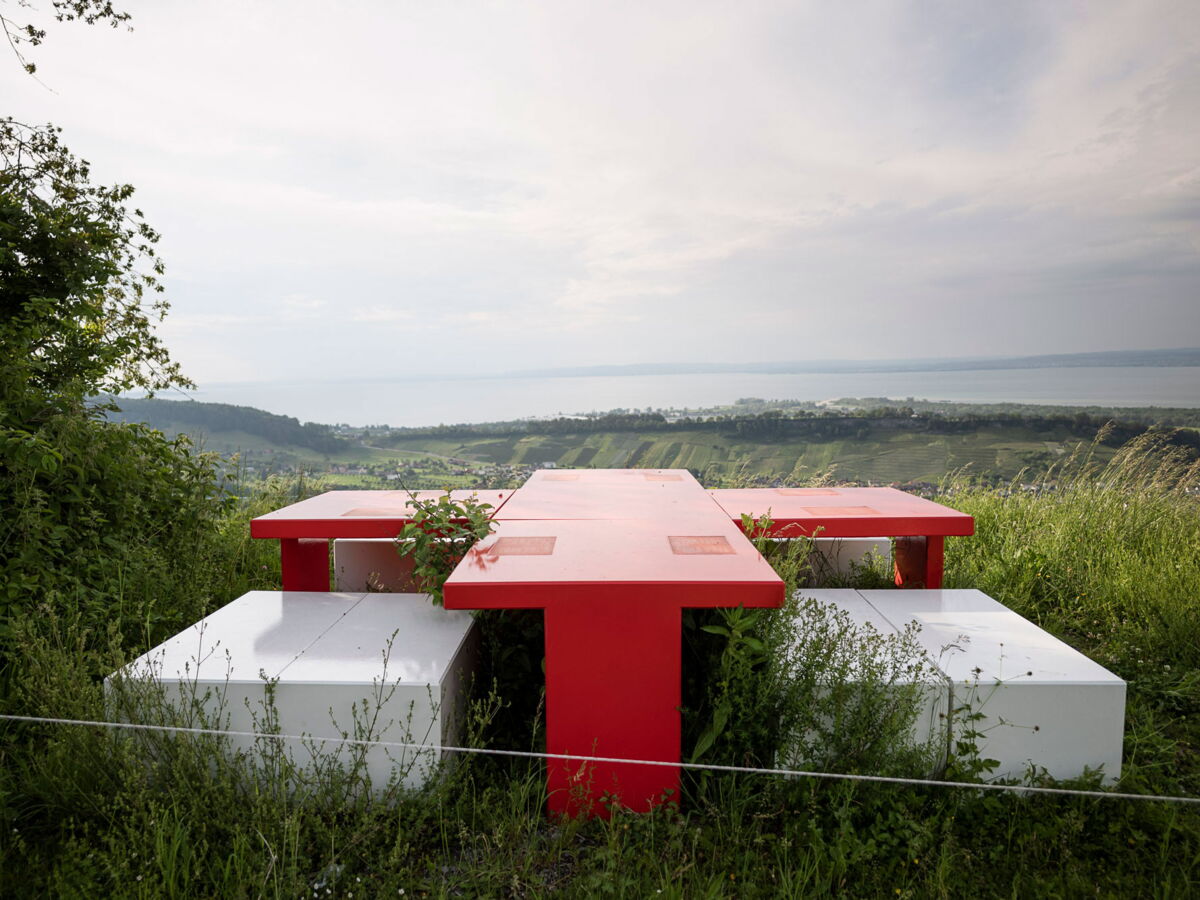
[1,118,190,427]
[2,1,131,74]
[394,493,494,606]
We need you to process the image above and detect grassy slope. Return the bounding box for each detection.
[135,407,1125,485]
[387,424,1097,483]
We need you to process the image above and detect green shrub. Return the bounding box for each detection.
[393,492,494,607]
[685,519,943,787]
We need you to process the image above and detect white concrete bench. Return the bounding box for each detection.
[333,537,477,594]
[333,540,417,595]
[858,589,1126,783]
[809,538,891,581]
[107,590,478,792]
[333,538,420,592]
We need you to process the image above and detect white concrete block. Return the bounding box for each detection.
[810,538,891,580]
[333,538,419,592]
[783,590,949,769]
[107,591,478,792]
[859,589,1126,783]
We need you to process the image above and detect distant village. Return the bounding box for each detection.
[322,456,540,490]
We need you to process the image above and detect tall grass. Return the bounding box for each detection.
[948,431,1200,668]
[1,435,1198,896]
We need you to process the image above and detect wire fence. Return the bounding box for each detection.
[2,712,1197,807]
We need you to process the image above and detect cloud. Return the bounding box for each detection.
[4,0,1197,383]
[279,294,326,312]
[351,306,415,324]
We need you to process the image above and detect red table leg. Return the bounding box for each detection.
[923,535,945,588]
[280,538,330,591]
[893,535,945,588]
[543,592,682,817]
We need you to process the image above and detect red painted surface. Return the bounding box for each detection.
[496,468,722,522]
[710,487,974,539]
[543,594,681,815]
[713,487,969,591]
[254,490,510,589]
[251,489,511,539]
[893,535,946,588]
[445,518,782,606]
[444,517,782,816]
[254,472,974,815]
[280,538,332,591]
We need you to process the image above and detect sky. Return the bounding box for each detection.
[6,0,1200,388]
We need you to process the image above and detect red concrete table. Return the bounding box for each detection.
[443,514,783,815]
[441,468,784,814]
[251,472,973,816]
[709,487,974,588]
[496,467,724,521]
[250,489,512,591]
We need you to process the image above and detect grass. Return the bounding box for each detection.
[1,433,1197,896]
[382,425,1102,485]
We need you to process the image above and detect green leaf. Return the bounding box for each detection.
[689,700,731,763]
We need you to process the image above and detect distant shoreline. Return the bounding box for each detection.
[500,347,1200,380]
[123,359,1200,429]
[178,348,1200,392]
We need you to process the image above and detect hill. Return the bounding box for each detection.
[107,395,1200,487]
[104,396,351,458]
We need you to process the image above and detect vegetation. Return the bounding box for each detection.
[108,395,1200,489]
[105,396,351,455]
[395,492,495,606]
[834,397,1200,428]
[1,431,1198,896]
[1,0,131,75]
[0,118,223,667]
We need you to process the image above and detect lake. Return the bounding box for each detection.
[175,366,1200,427]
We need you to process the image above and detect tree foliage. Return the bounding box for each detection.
[0,120,232,675]
[1,118,187,422]
[1,0,130,74]
[108,397,351,454]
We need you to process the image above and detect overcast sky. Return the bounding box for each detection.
[6,0,1200,387]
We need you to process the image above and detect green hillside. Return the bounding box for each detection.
[384,423,1107,484]
[106,396,1200,487]
[104,397,351,458]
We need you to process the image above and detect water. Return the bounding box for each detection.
[172,366,1200,427]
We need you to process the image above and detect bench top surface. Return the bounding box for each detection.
[493,471,724,521]
[251,476,975,544]
[443,517,783,607]
[858,589,1123,685]
[711,487,975,537]
[250,489,512,538]
[119,591,474,685]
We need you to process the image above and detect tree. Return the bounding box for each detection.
[1,117,189,427]
[2,1,130,74]
[0,119,229,670]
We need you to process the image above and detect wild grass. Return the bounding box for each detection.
[1,432,1198,897]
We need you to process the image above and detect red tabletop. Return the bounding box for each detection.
[446,516,782,605]
[496,468,724,522]
[710,487,975,539]
[526,468,699,483]
[711,486,973,589]
[250,489,511,539]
